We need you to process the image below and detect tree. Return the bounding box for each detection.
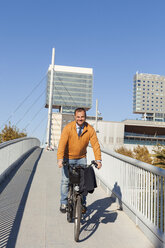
[0,123,27,143]
[152,144,165,169]
[133,145,152,164]
[115,145,153,164]
[115,146,134,158]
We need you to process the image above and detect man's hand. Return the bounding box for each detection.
[96,161,102,169]
[58,159,63,168]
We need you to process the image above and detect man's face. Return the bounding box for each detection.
[74,111,86,126]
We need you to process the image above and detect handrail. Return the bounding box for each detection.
[87,146,165,247]
[0,137,40,149]
[100,146,165,177]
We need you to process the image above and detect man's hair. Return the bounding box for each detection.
[74,108,86,117]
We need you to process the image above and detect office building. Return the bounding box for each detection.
[90,119,165,153]
[133,72,165,122]
[46,65,93,114]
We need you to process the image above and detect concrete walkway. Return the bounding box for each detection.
[1,149,154,248]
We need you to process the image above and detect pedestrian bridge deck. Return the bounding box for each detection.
[0,148,153,248]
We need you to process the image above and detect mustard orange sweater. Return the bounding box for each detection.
[57,121,101,160]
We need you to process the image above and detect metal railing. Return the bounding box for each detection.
[0,137,40,181]
[87,146,165,247]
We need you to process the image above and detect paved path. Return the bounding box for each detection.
[0,149,154,248]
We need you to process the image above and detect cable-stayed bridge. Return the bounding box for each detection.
[1,137,165,248]
[0,49,164,247]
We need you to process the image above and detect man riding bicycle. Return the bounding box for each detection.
[57,107,102,213]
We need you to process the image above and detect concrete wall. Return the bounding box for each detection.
[51,113,74,147]
[87,120,125,151]
[0,137,40,183]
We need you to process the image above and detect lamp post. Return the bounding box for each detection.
[95,99,99,133]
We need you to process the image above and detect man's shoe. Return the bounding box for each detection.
[60,204,67,213]
[82,205,87,214]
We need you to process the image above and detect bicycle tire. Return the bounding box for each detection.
[67,186,73,223]
[74,194,82,242]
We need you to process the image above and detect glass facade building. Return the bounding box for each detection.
[133,72,165,122]
[46,65,93,114]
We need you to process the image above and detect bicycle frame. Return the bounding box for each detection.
[63,160,98,242]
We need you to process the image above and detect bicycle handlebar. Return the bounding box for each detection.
[62,160,98,168]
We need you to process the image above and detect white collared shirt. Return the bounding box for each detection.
[76,123,84,136]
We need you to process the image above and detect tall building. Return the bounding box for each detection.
[133,72,165,122]
[46,65,93,114]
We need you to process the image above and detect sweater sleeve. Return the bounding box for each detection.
[57,125,69,160]
[89,127,101,161]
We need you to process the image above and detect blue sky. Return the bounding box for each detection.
[1,0,165,143]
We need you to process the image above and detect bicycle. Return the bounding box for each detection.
[63,160,98,242]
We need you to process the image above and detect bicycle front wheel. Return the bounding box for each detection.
[74,194,82,242]
[67,186,73,223]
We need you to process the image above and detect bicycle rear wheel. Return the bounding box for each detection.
[74,194,82,242]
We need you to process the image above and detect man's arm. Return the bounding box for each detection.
[57,126,69,168]
[89,128,102,169]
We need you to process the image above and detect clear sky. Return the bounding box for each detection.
[1,0,165,143]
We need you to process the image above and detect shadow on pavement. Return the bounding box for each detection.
[79,196,118,242]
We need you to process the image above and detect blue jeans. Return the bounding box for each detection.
[60,157,87,205]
